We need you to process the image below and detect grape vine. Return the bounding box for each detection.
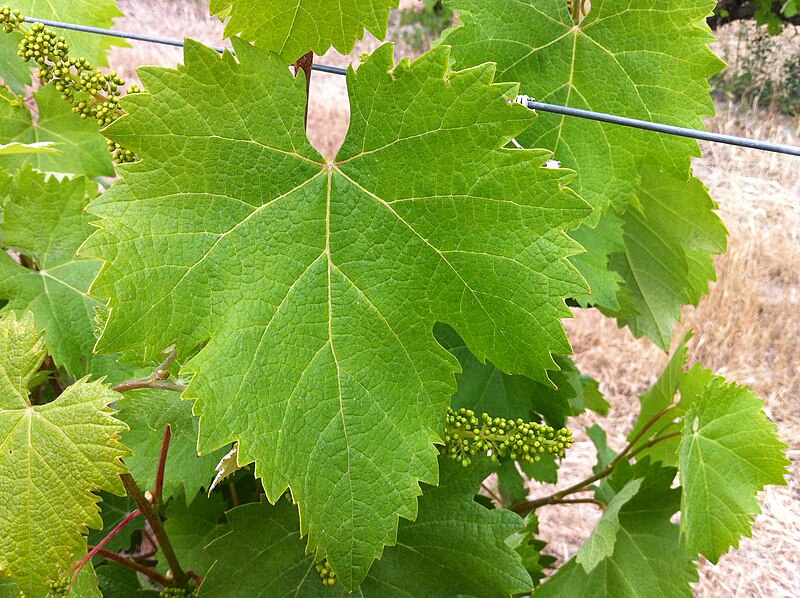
[0,1,790,597]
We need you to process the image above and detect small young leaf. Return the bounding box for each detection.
[537,461,697,597]
[586,424,616,475]
[575,478,642,573]
[0,86,114,177]
[0,313,128,596]
[117,390,224,503]
[679,369,789,561]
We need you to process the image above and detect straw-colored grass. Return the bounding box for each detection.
[108,3,799,594]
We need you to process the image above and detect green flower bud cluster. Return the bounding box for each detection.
[0,6,22,32]
[443,408,573,467]
[46,578,69,598]
[0,7,139,163]
[316,560,337,586]
[159,587,198,597]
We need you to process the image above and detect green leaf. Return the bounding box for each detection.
[678,369,789,562]
[586,424,616,475]
[608,170,727,349]
[83,39,590,586]
[438,324,605,427]
[0,86,114,177]
[0,31,32,95]
[88,493,143,554]
[628,335,690,442]
[117,390,224,503]
[209,0,399,61]
[0,141,58,155]
[496,459,528,504]
[536,460,697,597]
[0,167,106,376]
[443,0,727,344]
[202,457,532,597]
[96,562,160,597]
[0,312,128,596]
[575,478,642,573]
[506,514,555,587]
[444,0,722,216]
[0,0,127,67]
[161,492,228,577]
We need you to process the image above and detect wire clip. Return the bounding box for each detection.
[513,94,534,108]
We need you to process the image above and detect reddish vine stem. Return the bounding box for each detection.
[511,405,678,514]
[120,473,189,587]
[293,51,314,127]
[68,508,140,583]
[153,425,172,506]
[481,482,504,506]
[547,497,606,509]
[90,547,173,587]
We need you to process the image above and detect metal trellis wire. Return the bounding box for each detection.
[19,16,800,158]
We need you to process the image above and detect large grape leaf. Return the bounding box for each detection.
[82,39,590,585]
[0,312,128,596]
[678,369,789,562]
[536,461,697,597]
[0,167,106,376]
[201,458,532,597]
[117,390,224,503]
[0,0,126,68]
[209,0,399,61]
[0,86,114,177]
[443,0,726,343]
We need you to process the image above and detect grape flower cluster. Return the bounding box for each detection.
[316,559,337,586]
[0,6,138,163]
[159,586,198,597]
[443,408,573,467]
[46,578,69,598]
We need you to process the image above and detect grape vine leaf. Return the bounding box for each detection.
[96,562,160,597]
[0,167,106,376]
[201,457,532,597]
[678,369,789,562]
[0,141,58,155]
[443,0,727,344]
[506,514,555,587]
[586,424,616,474]
[88,492,144,554]
[83,39,590,586]
[437,324,606,427]
[209,0,399,61]
[0,86,114,177]
[0,0,127,68]
[0,31,32,95]
[536,460,697,597]
[160,492,228,577]
[575,477,642,573]
[117,390,225,503]
[0,312,128,596]
[607,171,727,349]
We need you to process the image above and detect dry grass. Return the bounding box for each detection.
[106,3,799,595]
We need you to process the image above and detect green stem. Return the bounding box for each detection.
[510,405,678,514]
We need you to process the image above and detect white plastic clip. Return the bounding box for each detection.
[513,94,533,107]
